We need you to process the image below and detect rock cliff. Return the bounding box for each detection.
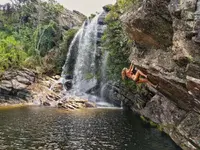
[58,9,86,30]
[121,0,200,149]
[0,69,36,104]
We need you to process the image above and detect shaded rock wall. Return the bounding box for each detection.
[121,0,200,149]
[0,69,36,104]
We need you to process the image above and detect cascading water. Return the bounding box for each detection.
[61,11,112,105]
[100,51,109,100]
[62,22,85,76]
[72,14,100,92]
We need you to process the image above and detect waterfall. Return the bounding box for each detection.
[62,22,85,76]
[100,51,109,100]
[61,11,110,104]
[72,14,100,92]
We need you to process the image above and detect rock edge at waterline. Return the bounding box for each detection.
[0,69,96,110]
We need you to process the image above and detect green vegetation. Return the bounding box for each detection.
[89,14,96,20]
[102,0,137,87]
[0,0,78,75]
[0,34,27,73]
[55,29,78,73]
[140,115,164,131]
[117,0,137,12]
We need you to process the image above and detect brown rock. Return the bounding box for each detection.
[85,101,96,108]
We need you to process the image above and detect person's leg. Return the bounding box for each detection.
[137,70,147,78]
[132,70,147,81]
[131,71,140,81]
[136,78,158,88]
[136,78,148,83]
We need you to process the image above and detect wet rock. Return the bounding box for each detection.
[103,4,113,12]
[43,101,51,106]
[64,80,72,90]
[102,82,151,108]
[85,101,96,108]
[52,75,60,80]
[65,74,73,80]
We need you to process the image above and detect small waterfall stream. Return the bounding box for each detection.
[61,11,111,105]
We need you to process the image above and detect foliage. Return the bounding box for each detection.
[54,29,78,73]
[0,33,27,73]
[102,3,134,81]
[0,0,74,75]
[89,14,96,20]
[102,0,144,91]
[117,0,137,13]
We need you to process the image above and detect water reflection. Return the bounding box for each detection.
[0,107,181,150]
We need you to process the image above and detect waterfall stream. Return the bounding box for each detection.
[61,11,110,105]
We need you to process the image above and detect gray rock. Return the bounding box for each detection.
[16,76,32,85]
[0,80,12,91]
[121,0,173,48]
[140,94,187,125]
[182,0,197,12]
[12,79,28,90]
[177,112,200,147]
[43,101,51,106]
[0,69,36,102]
[121,0,200,149]
[58,9,86,30]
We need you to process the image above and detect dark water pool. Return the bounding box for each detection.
[0,107,181,150]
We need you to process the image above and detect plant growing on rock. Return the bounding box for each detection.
[102,3,133,81]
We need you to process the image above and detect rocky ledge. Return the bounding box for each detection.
[120,0,200,149]
[0,69,96,110]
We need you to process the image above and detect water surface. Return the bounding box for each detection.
[0,107,181,150]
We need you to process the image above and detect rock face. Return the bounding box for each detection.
[0,69,96,110]
[121,0,200,149]
[101,82,152,107]
[0,69,36,104]
[58,9,86,30]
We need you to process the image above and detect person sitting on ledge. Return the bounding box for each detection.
[121,61,157,88]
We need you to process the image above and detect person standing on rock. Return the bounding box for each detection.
[121,61,157,88]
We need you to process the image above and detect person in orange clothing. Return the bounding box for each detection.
[121,62,157,88]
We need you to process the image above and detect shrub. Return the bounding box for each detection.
[0,34,27,73]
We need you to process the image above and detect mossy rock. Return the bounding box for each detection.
[103,4,113,12]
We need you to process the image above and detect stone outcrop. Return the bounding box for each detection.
[0,68,36,104]
[101,82,152,108]
[121,0,200,149]
[0,69,96,110]
[58,9,86,30]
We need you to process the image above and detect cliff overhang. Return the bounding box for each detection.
[121,0,200,149]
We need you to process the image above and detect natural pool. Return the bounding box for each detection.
[0,107,181,150]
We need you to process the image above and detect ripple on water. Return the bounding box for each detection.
[0,107,181,150]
